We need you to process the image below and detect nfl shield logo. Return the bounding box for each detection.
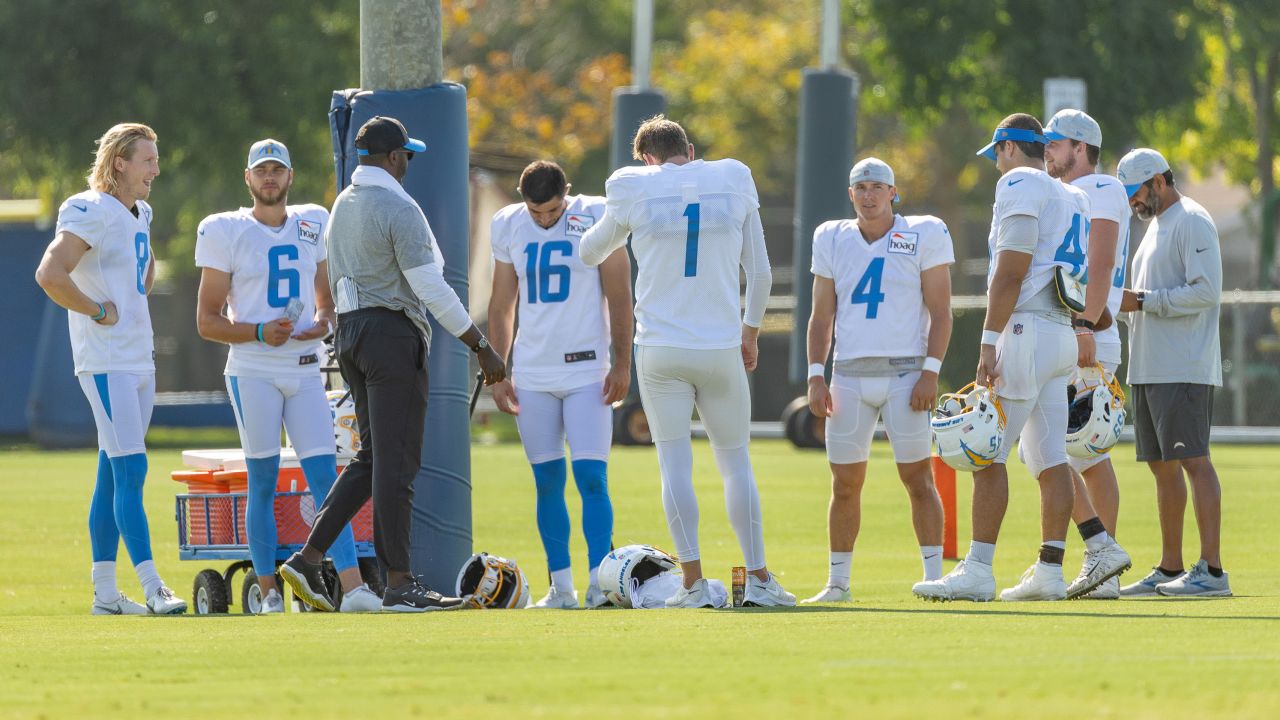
[1013,323,1024,335]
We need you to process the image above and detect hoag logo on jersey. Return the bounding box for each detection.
[887,231,918,255]
[297,219,321,245]
[564,213,595,237]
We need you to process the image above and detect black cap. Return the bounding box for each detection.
[354,116,426,156]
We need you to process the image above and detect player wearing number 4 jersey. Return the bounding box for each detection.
[488,160,633,609]
[35,123,186,615]
[580,115,794,608]
[802,158,952,603]
[195,139,380,613]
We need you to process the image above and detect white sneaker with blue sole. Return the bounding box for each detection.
[1156,560,1231,597]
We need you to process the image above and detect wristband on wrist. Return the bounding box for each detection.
[255,323,265,342]
[807,363,825,380]
[922,356,942,374]
[981,329,1000,346]
[91,303,106,322]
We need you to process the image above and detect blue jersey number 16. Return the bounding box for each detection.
[851,257,886,318]
[523,240,572,304]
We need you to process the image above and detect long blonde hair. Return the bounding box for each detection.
[88,123,157,194]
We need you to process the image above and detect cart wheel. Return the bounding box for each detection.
[782,396,826,449]
[193,569,229,615]
[241,569,284,614]
[613,400,651,445]
[358,557,385,597]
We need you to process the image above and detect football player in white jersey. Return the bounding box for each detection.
[913,113,1121,602]
[580,115,794,608]
[1043,110,1134,599]
[801,158,953,603]
[195,139,381,613]
[487,160,633,609]
[35,123,186,615]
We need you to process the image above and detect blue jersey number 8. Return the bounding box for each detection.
[523,240,572,304]
[851,257,886,318]
[133,232,149,295]
[267,245,301,308]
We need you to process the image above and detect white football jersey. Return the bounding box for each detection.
[986,167,1091,309]
[491,195,611,391]
[1071,173,1131,346]
[195,204,329,377]
[812,214,955,360]
[603,159,761,349]
[55,190,155,375]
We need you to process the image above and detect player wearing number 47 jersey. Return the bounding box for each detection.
[802,158,953,603]
[35,123,186,615]
[195,139,381,614]
[487,160,633,609]
[580,115,794,608]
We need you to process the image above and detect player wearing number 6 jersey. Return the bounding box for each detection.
[487,160,633,609]
[35,123,186,615]
[914,113,1119,603]
[580,115,793,608]
[195,139,380,613]
[801,158,953,603]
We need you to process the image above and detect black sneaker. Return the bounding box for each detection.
[279,552,335,611]
[382,580,465,613]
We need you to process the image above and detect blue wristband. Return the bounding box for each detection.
[256,323,265,342]
[91,303,106,322]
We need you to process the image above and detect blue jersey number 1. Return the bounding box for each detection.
[851,257,886,318]
[683,203,700,277]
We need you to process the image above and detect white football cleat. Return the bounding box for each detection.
[91,593,148,616]
[743,573,797,607]
[665,578,717,608]
[1119,567,1184,597]
[1083,576,1120,599]
[258,589,285,614]
[339,585,383,613]
[146,586,188,615]
[800,584,852,604]
[1000,563,1067,602]
[1067,543,1132,599]
[532,587,579,609]
[583,584,609,609]
[1155,560,1231,597]
[912,559,995,602]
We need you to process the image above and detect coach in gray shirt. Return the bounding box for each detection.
[1115,148,1230,598]
[279,116,506,613]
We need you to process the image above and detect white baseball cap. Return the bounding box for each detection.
[849,157,900,202]
[247,139,291,169]
[1044,109,1102,147]
[1117,148,1171,197]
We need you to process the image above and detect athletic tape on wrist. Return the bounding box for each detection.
[807,363,825,379]
[981,329,1000,346]
[922,356,942,374]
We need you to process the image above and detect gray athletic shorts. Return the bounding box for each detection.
[1132,383,1214,462]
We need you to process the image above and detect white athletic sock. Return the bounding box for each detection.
[656,438,700,563]
[966,541,996,567]
[92,561,119,600]
[920,545,944,581]
[134,559,163,599]
[712,445,766,572]
[550,568,574,593]
[828,551,853,589]
[1084,530,1113,553]
[344,583,370,598]
[588,565,599,589]
[1036,561,1064,579]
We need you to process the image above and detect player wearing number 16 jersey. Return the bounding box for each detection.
[801,158,953,603]
[580,115,794,608]
[35,123,186,615]
[195,139,379,613]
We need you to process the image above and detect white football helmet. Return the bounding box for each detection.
[932,383,1006,472]
[597,544,679,608]
[326,390,360,456]
[456,553,530,609]
[1066,366,1127,459]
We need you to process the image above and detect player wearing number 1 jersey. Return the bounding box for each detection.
[801,158,952,603]
[487,160,633,609]
[35,123,186,615]
[580,115,793,608]
[195,139,380,613]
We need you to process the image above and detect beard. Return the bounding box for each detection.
[1134,192,1160,221]
[1046,152,1075,179]
[250,182,289,206]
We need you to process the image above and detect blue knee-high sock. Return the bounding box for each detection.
[108,453,153,564]
[300,454,357,573]
[571,459,614,570]
[89,450,119,562]
[245,455,281,578]
[532,458,571,572]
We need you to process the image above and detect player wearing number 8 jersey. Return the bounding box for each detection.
[802,158,953,603]
[580,115,793,608]
[35,122,186,615]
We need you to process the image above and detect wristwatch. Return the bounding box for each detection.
[1072,318,1096,331]
[470,337,490,354]
[1136,291,1145,310]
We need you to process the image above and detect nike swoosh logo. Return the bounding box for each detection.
[1174,441,1186,449]
[1008,179,1024,186]
[1095,182,1110,189]
[1196,248,1207,253]
[72,204,88,212]
[923,554,940,560]
[830,561,846,566]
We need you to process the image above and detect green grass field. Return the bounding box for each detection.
[1,437,1278,719]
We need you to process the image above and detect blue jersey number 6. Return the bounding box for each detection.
[267,245,301,308]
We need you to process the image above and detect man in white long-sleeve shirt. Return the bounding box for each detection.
[579,115,793,608]
[1116,148,1231,598]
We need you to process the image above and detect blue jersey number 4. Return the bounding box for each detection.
[1055,213,1088,280]
[851,257,886,318]
[523,240,572,303]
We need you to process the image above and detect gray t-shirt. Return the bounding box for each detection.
[1126,196,1222,386]
[325,183,439,342]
